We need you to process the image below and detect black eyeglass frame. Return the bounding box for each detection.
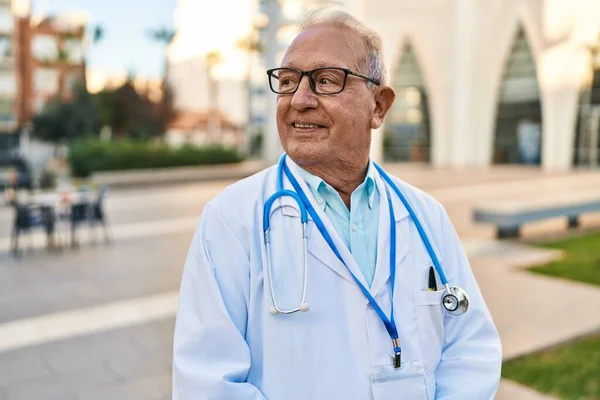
[266,67,381,95]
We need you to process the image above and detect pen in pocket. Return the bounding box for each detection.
[427,266,438,291]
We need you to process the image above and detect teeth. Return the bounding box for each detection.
[294,123,320,129]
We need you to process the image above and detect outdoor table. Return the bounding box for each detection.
[29,190,99,248]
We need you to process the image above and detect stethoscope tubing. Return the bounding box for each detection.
[373,163,449,286]
[263,154,468,320]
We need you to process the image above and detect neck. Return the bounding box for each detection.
[299,158,369,209]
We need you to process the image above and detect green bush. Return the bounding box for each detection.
[69,139,244,177]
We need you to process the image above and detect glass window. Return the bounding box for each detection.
[63,38,83,64]
[494,28,542,165]
[34,68,59,94]
[64,72,84,94]
[32,35,58,62]
[0,71,15,95]
[0,6,13,32]
[0,97,14,122]
[0,36,12,59]
[384,43,431,162]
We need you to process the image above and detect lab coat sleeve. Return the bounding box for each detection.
[173,204,266,400]
[434,206,502,400]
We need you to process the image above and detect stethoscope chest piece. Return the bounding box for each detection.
[442,285,469,316]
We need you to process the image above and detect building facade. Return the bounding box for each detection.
[19,13,87,122]
[0,0,19,153]
[0,0,87,156]
[166,0,253,149]
[257,0,600,170]
[360,0,600,170]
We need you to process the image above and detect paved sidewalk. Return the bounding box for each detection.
[467,240,600,400]
[496,380,559,400]
[1,165,599,399]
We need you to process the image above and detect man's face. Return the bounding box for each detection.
[276,25,383,168]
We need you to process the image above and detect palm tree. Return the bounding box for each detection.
[205,50,222,142]
[92,24,104,44]
[236,34,263,144]
[148,27,176,79]
[148,27,177,140]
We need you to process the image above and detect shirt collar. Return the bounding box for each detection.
[288,158,377,210]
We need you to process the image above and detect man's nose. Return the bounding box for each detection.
[290,75,318,110]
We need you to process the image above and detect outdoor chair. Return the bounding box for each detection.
[70,185,111,247]
[10,202,56,255]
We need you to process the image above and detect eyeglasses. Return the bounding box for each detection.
[266,67,380,95]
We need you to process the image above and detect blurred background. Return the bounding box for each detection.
[0,0,599,399]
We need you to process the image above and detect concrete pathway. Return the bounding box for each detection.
[1,164,599,399]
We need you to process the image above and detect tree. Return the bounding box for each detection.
[92,24,104,44]
[236,34,263,150]
[148,27,175,45]
[148,26,175,79]
[148,26,176,139]
[31,83,100,144]
[93,79,172,140]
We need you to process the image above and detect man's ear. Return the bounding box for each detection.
[371,86,396,129]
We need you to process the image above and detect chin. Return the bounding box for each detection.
[283,141,329,166]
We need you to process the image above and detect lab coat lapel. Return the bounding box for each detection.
[281,160,366,287]
[370,171,410,298]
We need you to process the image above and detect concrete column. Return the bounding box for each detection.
[450,0,476,167]
[541,86,579,170]
[539,44,587,170]
[370,127,384,163]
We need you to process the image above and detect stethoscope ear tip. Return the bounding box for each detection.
[299,303,310,312]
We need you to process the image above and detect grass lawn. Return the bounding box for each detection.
[502,333,600,399]
[528,231,600,286]
[502,231,600,399]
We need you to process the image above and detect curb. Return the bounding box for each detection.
[90,161,267,190]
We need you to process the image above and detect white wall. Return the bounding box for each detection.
[364,0,599,170]
[167,57,247,126]
[364,0,456,166]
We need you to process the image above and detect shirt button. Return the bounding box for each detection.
[352,224,357,231]
[317,198,324,204]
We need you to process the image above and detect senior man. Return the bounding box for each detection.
[173,8,502,400]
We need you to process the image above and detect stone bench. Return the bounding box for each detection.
[473,190,600,238]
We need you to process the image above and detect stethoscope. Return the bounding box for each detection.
[263,154,469,368]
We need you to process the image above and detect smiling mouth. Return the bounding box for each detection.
[292,122,326,129]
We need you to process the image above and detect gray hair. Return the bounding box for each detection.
[299,7,388,87]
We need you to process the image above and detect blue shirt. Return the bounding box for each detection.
[295,162,380,287]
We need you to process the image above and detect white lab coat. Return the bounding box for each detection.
[173,160,502,400]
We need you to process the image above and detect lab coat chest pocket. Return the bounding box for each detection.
[413,290,444,374]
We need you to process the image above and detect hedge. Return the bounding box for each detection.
[69,139,244,177]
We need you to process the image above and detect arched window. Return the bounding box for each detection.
[574,47,600,167]
[383,43,431,162]
[493,27,542,165]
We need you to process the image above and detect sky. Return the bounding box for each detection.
[30,0,177,79]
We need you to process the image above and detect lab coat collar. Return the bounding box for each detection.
[275,157,423,295]
[278,158,366,286]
